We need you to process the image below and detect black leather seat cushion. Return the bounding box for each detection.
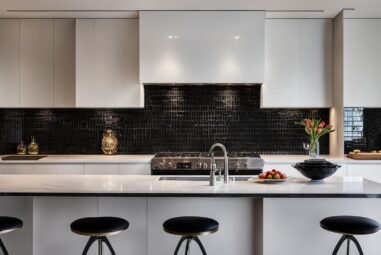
[163,216,219,236]
[321,216,381,235]
[0,217,23,232]
[70,217,129,236]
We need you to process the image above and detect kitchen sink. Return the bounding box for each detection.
[158,176,251,181]
[1,155,48,161]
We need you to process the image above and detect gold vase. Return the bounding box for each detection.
[27,136,39,155]
[102,130,118,155]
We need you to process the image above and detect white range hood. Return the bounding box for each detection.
[139,11,265,84]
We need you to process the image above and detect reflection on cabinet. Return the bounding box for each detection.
[84,164,119,175]
[0,19,20,107]
[20,19,54,107]
[76,19,143,108]
[140,11,265,84]
[347,164,381,183]
[263,19,333,108]
[344,19,381,107]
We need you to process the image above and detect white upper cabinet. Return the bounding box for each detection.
[263,19,300,108]
[262,19,333,108]
[140,11,265,84]
[53,19,76,107]
[20,19,54,107]
[76,19,143,108]
[344,19,381,107]
[0,19,20,107]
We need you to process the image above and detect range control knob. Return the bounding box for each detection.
[235,163,240,170]
[157,163,164,169]
[167,162,174,169]
[197,163,203,169]
[202,163,209,169]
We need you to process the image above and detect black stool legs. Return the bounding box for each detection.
[0,238,9,255]
[332,234,364,255]
[173,236,207,255]
[82,236,116,255]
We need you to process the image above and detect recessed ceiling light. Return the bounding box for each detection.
[234,35,240,40]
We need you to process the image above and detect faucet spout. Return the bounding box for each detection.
[209,143,229,184]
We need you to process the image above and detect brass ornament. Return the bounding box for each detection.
[102,130,118,155]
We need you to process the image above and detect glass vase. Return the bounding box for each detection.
[308,140,320,159]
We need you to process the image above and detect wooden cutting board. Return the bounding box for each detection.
[347,153,381,160]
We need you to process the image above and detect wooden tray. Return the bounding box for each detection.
[347,153,381,160]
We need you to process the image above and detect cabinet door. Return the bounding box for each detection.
[84,164,119,175]
[263,19,300,108]
[0,19,20,107]
[53,19,75,107]
[300,19,333,107]
[76,19,143,108]
[0,164,83,175]
[344,19,381,107]
[140,11,264,83]
[118,163,151,175]
[20,19,54,107]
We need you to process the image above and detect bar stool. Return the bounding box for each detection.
[163,216,219,255]
[320,216,381,255]
[70,216,129,255]
[0,216,23,255]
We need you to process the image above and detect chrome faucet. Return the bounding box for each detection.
[209,143,229,185]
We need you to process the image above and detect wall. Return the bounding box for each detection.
[0,85,329,155]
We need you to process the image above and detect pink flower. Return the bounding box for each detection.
[319,121,325,128]
[326,124,332,129]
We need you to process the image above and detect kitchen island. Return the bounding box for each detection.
[1,175,381,255]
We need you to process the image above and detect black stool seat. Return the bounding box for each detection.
[70,216,129,236]
[321,216,381,235]
[0,216,23,233]
[163,216,219,236]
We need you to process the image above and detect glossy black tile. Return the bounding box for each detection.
[344,108,381,153]
[0,85,329,155]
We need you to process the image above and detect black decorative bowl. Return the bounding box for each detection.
[292,159,341,181]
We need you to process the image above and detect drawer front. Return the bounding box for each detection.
[118,163,151,175]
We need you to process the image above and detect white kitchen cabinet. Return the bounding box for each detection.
[76,19,143,108]
[300,19,333,107]
[20,19,54,107]
[118,163,151,175]
[0,164,83,175]
[84,163,119,175]
[53,19,76,107]
[140,11,265,84]
[347,164,381,183]
[262,19,333,108]
[0,19,20,107]
[344,19,381,107]
[263,19,300,108]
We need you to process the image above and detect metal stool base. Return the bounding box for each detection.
[174,236,207,255]
[0,238,9,255]
[82,236,116,255]
[332,234,364,255]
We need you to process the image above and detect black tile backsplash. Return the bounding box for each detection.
[0,85,329,155]
[344,107,381,153]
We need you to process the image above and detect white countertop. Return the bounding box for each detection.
[0,174,379,197]
[0,155,154,164]
[0,154,379,164]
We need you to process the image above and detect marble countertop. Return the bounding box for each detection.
[0,175,380,197]
[0,154,380,164]
[0,155,154,164]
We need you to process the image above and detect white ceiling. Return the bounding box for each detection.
[0,0,380,18]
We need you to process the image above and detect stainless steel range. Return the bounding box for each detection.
[151,152,264,175]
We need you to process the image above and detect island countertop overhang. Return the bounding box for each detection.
[0,175,380,198]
